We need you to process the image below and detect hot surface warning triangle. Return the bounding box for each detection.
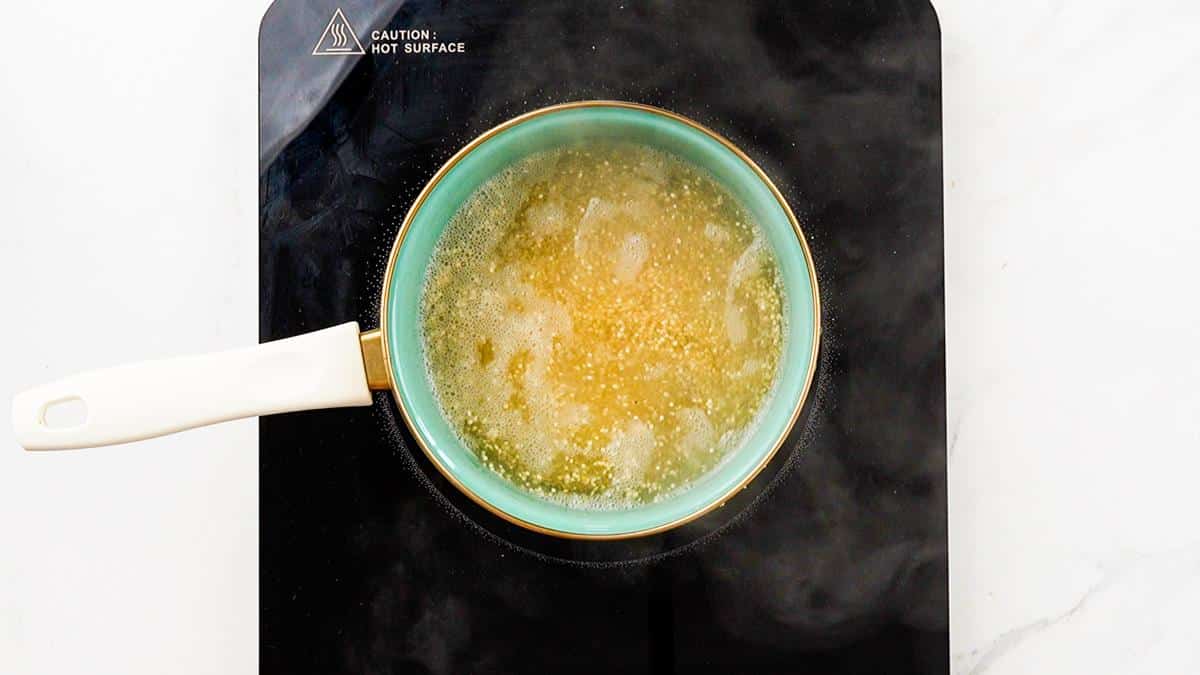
[312,8,365,56]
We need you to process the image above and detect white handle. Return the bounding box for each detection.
[12,322,373,451]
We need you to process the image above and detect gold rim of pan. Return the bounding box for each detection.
[377,100,822,540]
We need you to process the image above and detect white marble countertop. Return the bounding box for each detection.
[942,2,1200,672]
[1,1,1198,673]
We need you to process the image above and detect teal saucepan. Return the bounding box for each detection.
[12,101,820,539]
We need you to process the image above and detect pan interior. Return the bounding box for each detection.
[382,103,817,538]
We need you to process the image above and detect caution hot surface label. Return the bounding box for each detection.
[370,28,467,55]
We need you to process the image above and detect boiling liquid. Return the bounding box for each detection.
[420,141,785,508]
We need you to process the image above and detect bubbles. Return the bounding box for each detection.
[419,140,786,509]
[603,419,657,486]
[724,302,749,345]
[728,236,765,290]
[635,153,669,186]
[705,222,731,243]
[613,232,649,283]
[525,200,566,237]
[574,196,615,258]
[724,236,766,347]
[676,407,717,454]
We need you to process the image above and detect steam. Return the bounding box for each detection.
[459,0,947,647]
[315,2,945,671]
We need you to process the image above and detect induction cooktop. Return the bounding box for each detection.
[259,1,946,672]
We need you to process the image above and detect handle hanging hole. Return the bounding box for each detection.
[41,397,88,429]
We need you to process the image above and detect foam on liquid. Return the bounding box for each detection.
[420,141,785,508]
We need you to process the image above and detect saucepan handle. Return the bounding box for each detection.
[12,322,373,451]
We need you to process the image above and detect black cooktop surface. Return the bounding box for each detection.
[259,1,945,672]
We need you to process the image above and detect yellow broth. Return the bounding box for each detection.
[420,141,785,508]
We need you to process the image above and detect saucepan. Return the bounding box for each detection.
[12,101,820,539]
